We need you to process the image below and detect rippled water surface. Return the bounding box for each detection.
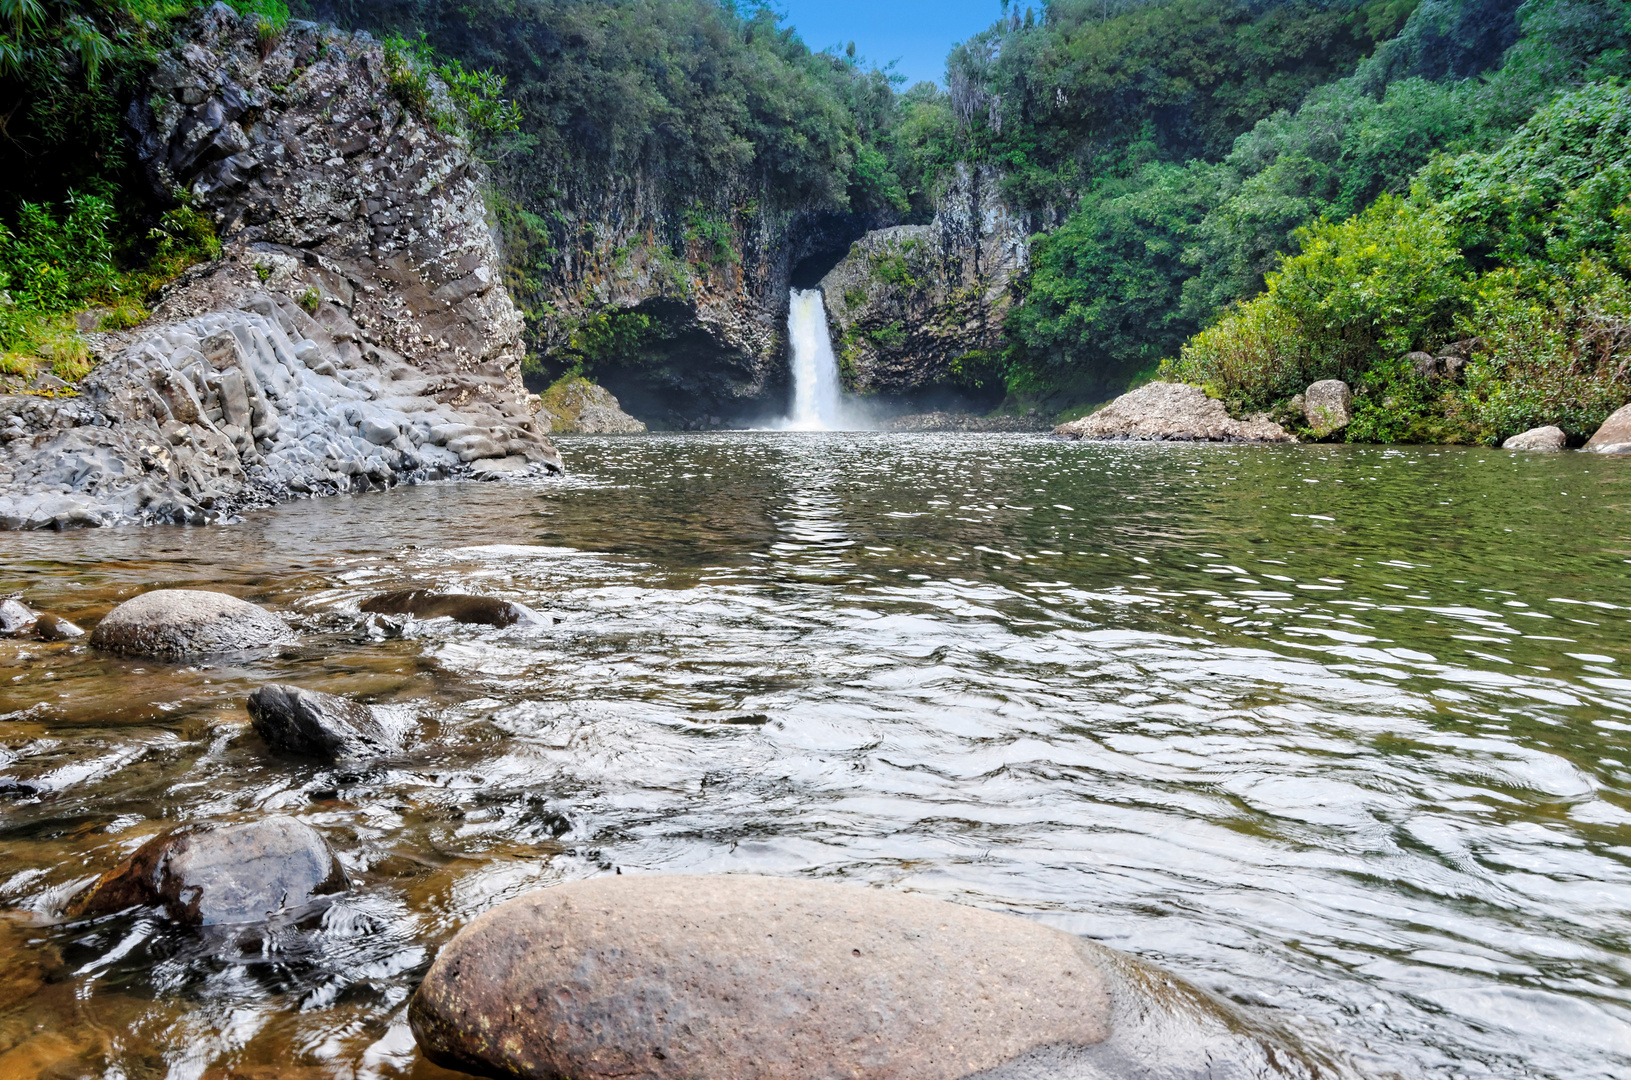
[3,433,1631,1080]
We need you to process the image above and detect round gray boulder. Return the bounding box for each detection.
[1053,382,1291,443]
[1585,401,1631,453]
[410,875,1351,1080]
[67,816,347,925]
[1303,379,1353,438]
[1502,425,1567,451]
[90,589,296,657]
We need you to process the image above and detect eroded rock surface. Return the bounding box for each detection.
[359,589,541,627]
[537,377,646,434]
[90,589,295,658]
[247,684,403,761]
[1054,383,1292,443]
[67,816,346,925]
[1586,402,1631,453]
[1504,425,1567,451]
[0,7,560,530]
[411,874,1354,1080]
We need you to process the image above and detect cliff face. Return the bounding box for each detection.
[0,6,558,530]
[818,166,1030,399]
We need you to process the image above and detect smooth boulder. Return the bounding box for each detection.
[90,589,296,657]
[1053,382,1291,442]
[1303,379,1353,438]
[1503,425,1567,451]
[1585,401,1631,453]
[67,816,346,925]
[247,684,402,760]
[410,875,1348,1080]
[33,613,85,641]
[360,589,541,627]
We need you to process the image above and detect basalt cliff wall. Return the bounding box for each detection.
[0,7,559,530]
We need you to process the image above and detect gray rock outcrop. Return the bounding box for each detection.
[410,874,1353,1080]
[536,377,647,433]
[0,7,561,530]
[1585,402,1631,453]
[1503,425,1567,451]
[90,589,295,657]
[67,816,347,925]
[1303,380,1353,438]
[359,589,542,627]
[247,684,403,761]
[1054,382,1292,443]
[819,166,1030,396]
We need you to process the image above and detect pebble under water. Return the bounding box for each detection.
[1,432,1629,1080]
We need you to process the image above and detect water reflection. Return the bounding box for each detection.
[0,433,1628,1079]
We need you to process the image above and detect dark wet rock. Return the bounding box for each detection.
[1503,425,1567,451]
[1054,383,1291,443]
[411,874,1352,1080]
[33,613,86,641]
[90,589,296,658]
[247,684,401,761]
[67,816,347,925]
[1304,379,1352,438]
[1585,401,1631,453]
[360,589,541,627]
[0,598,36,635]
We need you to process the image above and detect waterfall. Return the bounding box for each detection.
[784,288,845,430]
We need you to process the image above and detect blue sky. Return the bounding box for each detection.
[772,1,1004,88]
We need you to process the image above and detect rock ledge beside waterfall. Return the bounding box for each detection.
[0,7,560,529]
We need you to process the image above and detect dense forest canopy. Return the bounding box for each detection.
[5,0,1631,441]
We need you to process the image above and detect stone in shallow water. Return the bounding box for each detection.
[67,816,347,925]
[32,612,85,641]
[247,684,403,761]
[411,875,1351,1080]
[359,589,541,627]
[89,589,296,658]
[0,598,36,635]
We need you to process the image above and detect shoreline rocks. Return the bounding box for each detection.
[1585,402,1631,453]
[411,874,1352,1080]
[67,816,346,925]
[1503,425,1567,451]
[1302,379,1353,438]
[1054,382,1292,443]
[247,684,403,761]
[90,589,295,658]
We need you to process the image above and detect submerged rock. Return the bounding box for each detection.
[411,875,1351,1080]
[0,598,35,635]
[1054,382,1291,443]
[1585,402,1631,453]
[1303,379,1353,438]
[246,684,402,761]
[67,816,347,925]
[33,613,85,641]
[90,589,295,658]
[360,589,541,627]
[1503,425,1567,451]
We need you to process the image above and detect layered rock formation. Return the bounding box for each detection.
[0,6,560,530]
[819,166,1030,397]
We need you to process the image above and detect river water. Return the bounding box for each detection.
[1,433,1629,1080]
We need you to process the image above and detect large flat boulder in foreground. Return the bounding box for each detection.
[411,874,1352,1080]
[90,589,295,658]
[1055,382,1291,443]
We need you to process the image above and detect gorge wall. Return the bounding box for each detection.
[0,6,559,529]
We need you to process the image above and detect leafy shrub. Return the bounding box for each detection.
[0,193,122,312]
[382,31,522,150]
[1168,194,1471,407]
[568,309,657,369]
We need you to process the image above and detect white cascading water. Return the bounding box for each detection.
[783,288,845,430]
